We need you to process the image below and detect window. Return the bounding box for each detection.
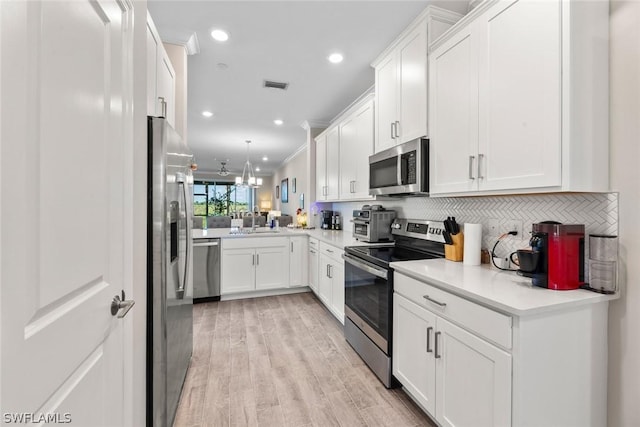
[193,181,256,217]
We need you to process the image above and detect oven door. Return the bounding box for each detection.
[342,253,392,354]
[352,220,370,240]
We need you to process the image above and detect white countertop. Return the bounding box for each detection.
[390,258,617,316]
[193,227,374,249]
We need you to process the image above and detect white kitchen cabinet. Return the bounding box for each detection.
[429,0,609,196]
[372,7,462,153]
[339,97,375,200]
[289,236,308,288]
[308,238,319,294]
[146,13,176,127]
[221,237,289,295]
[315,127,340,201]
[317,242,345,323]
[393,269,610,427]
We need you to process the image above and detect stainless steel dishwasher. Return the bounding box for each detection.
[193,238,221,302]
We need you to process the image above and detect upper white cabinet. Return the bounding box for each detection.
[315,127,340,201]
[147,13,176,127]
[315,94,375,203]
[339,97,374,200]
[372,7,462,153]
[429,0,610,196]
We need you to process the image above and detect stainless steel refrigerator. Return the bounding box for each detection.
[147,117,193,427]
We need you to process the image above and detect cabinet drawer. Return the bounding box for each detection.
[394,273,512,349]
[319,241,344,263]
[309,238,319,250]
[223,236,288,249]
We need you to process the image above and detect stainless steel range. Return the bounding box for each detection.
[342,218,446,388]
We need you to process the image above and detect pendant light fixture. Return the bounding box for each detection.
[235,140,263,187]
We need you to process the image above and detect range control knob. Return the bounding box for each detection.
[392,222,401,229]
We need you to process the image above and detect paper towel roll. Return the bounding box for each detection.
[463,223,482,266]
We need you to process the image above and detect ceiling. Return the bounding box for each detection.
[148,0,470,178]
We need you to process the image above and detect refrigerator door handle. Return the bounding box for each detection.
[177,176,190,299]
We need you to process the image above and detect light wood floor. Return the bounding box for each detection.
[174,292,437,427]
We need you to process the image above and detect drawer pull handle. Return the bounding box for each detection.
[423,295,447,307]
[426,326,433,353]
[435,331,442,359]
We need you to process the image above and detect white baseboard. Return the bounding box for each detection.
[220,286,311,301]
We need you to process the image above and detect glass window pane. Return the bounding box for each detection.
[194,183,206,195]
[193,195,207,216]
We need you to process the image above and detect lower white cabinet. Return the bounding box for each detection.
[318,242,345,323]
[289,236,308,288]
[308,238,319,294]
[393,272,610,427]
[221,237,289,295]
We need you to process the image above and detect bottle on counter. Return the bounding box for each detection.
[331,214,336,230]
[335,214,341,230]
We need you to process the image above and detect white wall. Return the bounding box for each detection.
[608,1,640,425]
[272,146,307,216]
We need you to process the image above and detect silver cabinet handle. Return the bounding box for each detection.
[435,331,442,359]
[326,264,330,277]
[256,254,259,265]
[478,153,484,180]
[426,326,433,353]
[252,254,255,265]
[291,242,294,252]
[111,291,135,319]
[328,264,332,278]
[469,155,476,180]
[391,122,396,140]
[395,121,400,138]
[158,96,167,118]
[423,295,447,307]
[310,249,316,254]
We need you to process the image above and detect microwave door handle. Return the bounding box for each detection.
[397,155,402,187]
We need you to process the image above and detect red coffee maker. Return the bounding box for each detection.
[526,221,585,290]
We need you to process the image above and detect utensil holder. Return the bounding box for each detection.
[445,232,464,262]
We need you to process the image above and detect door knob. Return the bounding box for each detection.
[111,290,135,318]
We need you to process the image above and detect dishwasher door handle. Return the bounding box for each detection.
[193,241,220,247]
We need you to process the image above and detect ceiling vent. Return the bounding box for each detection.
[263,80,289,90]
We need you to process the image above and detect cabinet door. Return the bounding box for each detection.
[478,0,561,191]
[398,23,428,143]
[330,261,345,323]
[393,294,437,415]
[255,245,289,290]
[375,54,398,153]
[221,248,255,294]
[353,100,374,199]
[308,246,319,294]
[315,135,327,201]
[146,24,159,116]
[289,237,308,288]
[429,24,479,195]
[157,49,176,127]
[318,254,332,306]
[435,318,511,427]
[339,113,358,200]
[325,127,340,200]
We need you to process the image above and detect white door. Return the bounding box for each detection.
[353,100,375,199]
[146,23,159,116]
[318,254,332,306]
[339,113,358,199]
[1,1,133,425]
[308,246,319,294]
[315,135,327,201]
[289,237,308,288]
[255,246,289,290]
[375,54,398,152]
[221,249,255,294]
[429,24,480,195]
[393,294,437,415]
[435,318,512,427]
[330,261,345,323]
[478,0,561,191]
[157,49,176,127]
[398,24,428,143]
[325,127,341,200]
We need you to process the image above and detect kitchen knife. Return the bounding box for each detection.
[443,230,453,245]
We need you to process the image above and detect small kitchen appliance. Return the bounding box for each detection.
[343,218,446,388]
[320,210,333,229]
[521,221,585,290]
[352,205,396,242]
[587,234,618,294]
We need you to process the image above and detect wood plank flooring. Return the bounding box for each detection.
[174,292,437,427]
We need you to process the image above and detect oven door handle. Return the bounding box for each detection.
[342,254,388,279]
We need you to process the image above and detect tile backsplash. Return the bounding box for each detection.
[330,192,619,260]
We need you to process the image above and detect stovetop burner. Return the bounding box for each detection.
[348,245,441,266]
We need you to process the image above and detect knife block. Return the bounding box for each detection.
[445,232,464,262]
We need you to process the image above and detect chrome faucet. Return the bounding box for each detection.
[252,205,259,229]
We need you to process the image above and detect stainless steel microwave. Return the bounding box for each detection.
[368,138,429,196]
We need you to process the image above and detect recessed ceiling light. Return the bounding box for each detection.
[328,53,344,64]
[255,167,261,172]
[262,156,268,162]
[202,111,214,118]
[211,29,229,42]
[274,119,283,126]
